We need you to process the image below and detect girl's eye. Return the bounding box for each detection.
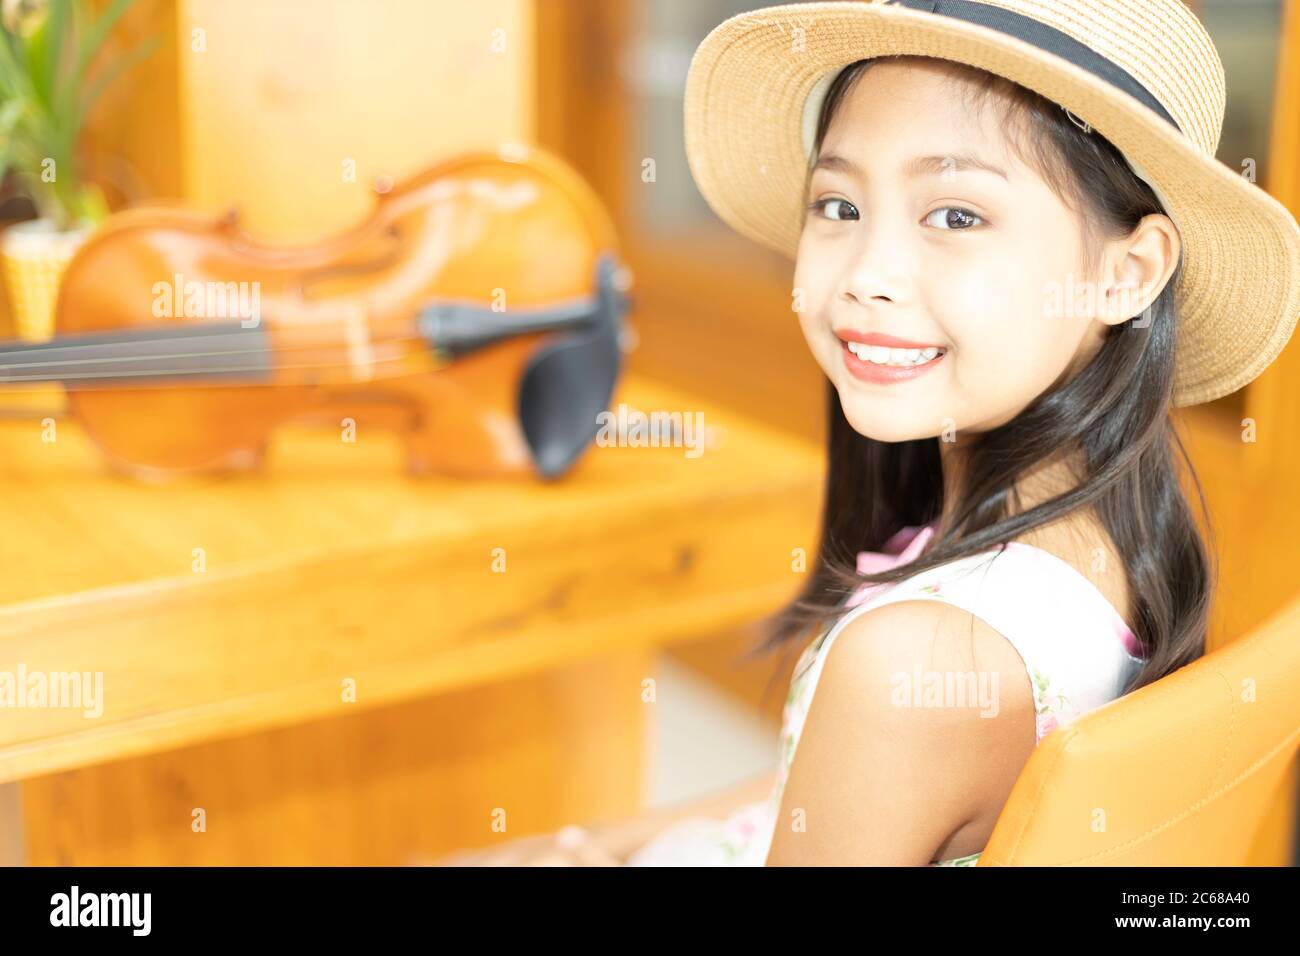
[924,206,984,230]
[806,197,859,222]
[806,199,984,230]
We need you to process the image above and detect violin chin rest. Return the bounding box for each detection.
[517,307,621,481]
[517,253,626,481]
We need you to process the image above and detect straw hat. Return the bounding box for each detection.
[683,0,1300,407]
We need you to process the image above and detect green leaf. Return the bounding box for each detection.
[24,0,69,114]
[0,97,26,181]
[67,178,108,225]
[0,25,35,100]
[71,0,135,97]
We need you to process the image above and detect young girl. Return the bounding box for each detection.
[447,0,1300,866]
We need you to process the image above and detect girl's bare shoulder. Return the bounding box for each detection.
[767,599,1036,864]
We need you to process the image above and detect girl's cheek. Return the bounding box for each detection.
[931,273,1040,397]
[942,258,1016,330]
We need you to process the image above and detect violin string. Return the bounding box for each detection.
[0,340,415,371]
[0,351,438,386]
[0,306,597,376]
[5,344,341,369]
[0,327,431,369]
[0,323,558,384]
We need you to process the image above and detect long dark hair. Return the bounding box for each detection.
[746,55,1215,704]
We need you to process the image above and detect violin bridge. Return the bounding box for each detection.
[342,302,376,381]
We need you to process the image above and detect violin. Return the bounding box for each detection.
[0,144,634,481]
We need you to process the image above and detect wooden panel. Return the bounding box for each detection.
[620,238,826,445]
[19,648,651,865]
[177,0,534,239]
[0,782,23,865]
[1233,0,1300,867]
[80,0,184,205]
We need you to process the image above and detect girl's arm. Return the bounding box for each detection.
[580,765,778,861]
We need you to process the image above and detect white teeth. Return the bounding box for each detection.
[846,341,946,366]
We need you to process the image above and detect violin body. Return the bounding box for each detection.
[9,145,631,481]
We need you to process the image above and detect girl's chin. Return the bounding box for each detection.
[848,424,935,443]
[839,404,939,443]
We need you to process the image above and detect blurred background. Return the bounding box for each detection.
[0,0,1295,866]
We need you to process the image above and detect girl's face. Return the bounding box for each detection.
[795,59,1123,443]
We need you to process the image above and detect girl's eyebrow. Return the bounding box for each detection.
[812,151,1009,182]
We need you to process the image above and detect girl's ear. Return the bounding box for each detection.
[1098,276,1153,327]
[1097,213,1181,326]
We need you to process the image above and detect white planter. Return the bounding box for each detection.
[1,217,91,342]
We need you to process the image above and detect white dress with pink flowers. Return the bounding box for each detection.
[626,520,1148,866]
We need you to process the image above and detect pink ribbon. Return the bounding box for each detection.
[845,520,939,608]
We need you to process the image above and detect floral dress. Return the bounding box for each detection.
[626,520,1148,867]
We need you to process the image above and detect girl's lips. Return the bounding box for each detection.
[840,338,946,384]
[834,329,946,350]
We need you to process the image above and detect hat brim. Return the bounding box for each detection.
[683,1,1300,407]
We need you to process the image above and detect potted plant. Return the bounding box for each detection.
[0,0,156,340]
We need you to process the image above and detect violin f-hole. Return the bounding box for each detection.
[295,223,404,297]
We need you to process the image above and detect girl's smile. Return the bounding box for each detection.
[835,328,949,384]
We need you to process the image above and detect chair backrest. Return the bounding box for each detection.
[978,592,1300,865]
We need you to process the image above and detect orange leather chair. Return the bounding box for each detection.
[979,593,1300,865]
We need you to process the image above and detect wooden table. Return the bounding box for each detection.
[0,373,821,864]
